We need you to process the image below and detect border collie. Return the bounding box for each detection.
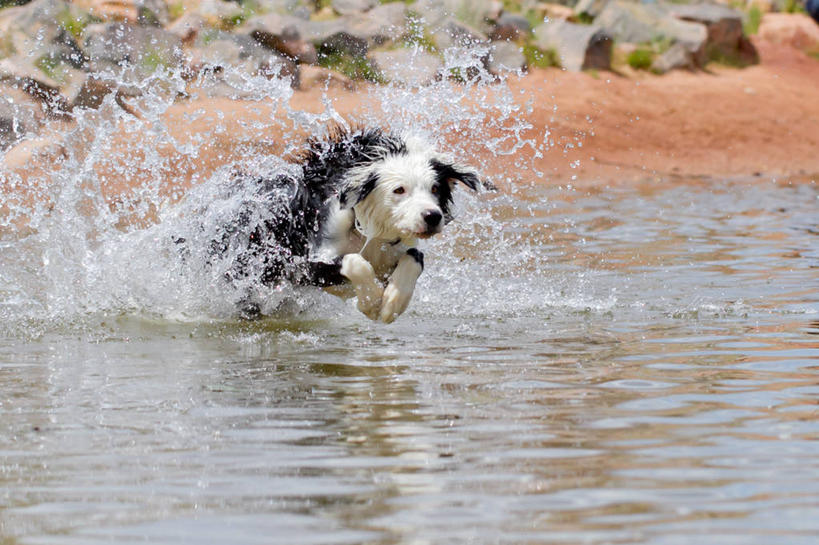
[214,126,485,322]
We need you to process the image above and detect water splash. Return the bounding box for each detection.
[0,51,562,334]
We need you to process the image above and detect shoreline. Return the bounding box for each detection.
[2,37,818,208]
[289,37,819,188]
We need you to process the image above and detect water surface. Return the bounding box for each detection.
[2,179,817,544]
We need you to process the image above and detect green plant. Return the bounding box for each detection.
[744,5,762,36]
[522,43,559,69]
[57,9,88,39]
[627,48,653,70]
[318,51,386,83]
[404,12,438,53]
[168,1,186,20]
[783,0,806,13]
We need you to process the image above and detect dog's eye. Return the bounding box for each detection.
[393,187,405,195]
[431,184,438,194]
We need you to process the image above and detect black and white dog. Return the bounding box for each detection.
[214,126,484,322]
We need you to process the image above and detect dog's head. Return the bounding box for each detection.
[339,135,483,242]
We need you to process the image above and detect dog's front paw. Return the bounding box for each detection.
[341,253,383,321]
[379,250,423,323]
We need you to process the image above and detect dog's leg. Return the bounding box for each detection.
[379,249,424,324]
[340,253,383,321]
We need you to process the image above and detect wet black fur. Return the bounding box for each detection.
[210,126,478,296]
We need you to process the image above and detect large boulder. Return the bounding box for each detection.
[650,42,696,74]
[534,20,612,72]
[0,83,46,150]
[369,48,442,86]
[71,0,170,26]
[188,31,298,86]
[595,1,708,66]
[669,3,758,64]
[345,2,408,47]
[758,13,819,52]
[411,0,496,32]
[574,0,610,18]
[242,13,318,63]
[431,18,489,51]
[331,0,377,16]
[83,22,185,76]
[488,12,532,42]
[486,40,527,75]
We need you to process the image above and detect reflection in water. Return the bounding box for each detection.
[1,182,818,545]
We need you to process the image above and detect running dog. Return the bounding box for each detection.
[214,126,484,322]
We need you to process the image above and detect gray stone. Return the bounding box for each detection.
[194,0,244,22]
[83,22,185,77]
[574,0,611,18]
[346,3,409,46]
[0,56,83,111]
[243,14,318,64]
[137,0,170,26]
[486,40,526,75]
[369,48,443,86]
[411,0,495,32]
[166,13,210,45]
[331,0,378,16]
[489,13,532,41]
[431,19,489,51]
[189,31,298,86]
[534,20,612,72]
[650,42,695,74]
[297,64,355,91]
[668,3,758,64]
[0,84,46,150]
[0,0,88,69]
[254,0,312,18]
[595,1,708,66]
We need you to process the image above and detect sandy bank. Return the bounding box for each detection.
[3,37,818,218]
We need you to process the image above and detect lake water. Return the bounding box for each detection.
[2,177,817,544]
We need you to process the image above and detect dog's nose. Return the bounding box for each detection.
[423,210,442,228]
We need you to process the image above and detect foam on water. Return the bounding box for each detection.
[0,50,566,335]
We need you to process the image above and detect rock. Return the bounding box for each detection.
[331,0,377,16]
[534,20,612,72]
[488,12,532,41]
[194,0,244,26]
[486,40,526,75]
[72,0,169,25]
[189,31,298,86]
[0,84,46,150]
[758,13,819,52]
[0,57,81,112]
[297,64,355,91]
[669,3,757,64]
[318,31,369,57]
[411,0,495,32]
[431,19,489,51]
[83,22,184,77]
[243,14,318,63]
[71,74,120,109]
[0,0,89,67]
[369,48,442,86]
[574,0,610,18]
[595,1,708,66]
[254,0,312,19]
[345,3,408,46]
[166,13,210,45]
[534,3,575,22]
[650,42,695,73]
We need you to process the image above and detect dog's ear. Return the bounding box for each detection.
[339,172,379,210]
[430,159,489,191]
